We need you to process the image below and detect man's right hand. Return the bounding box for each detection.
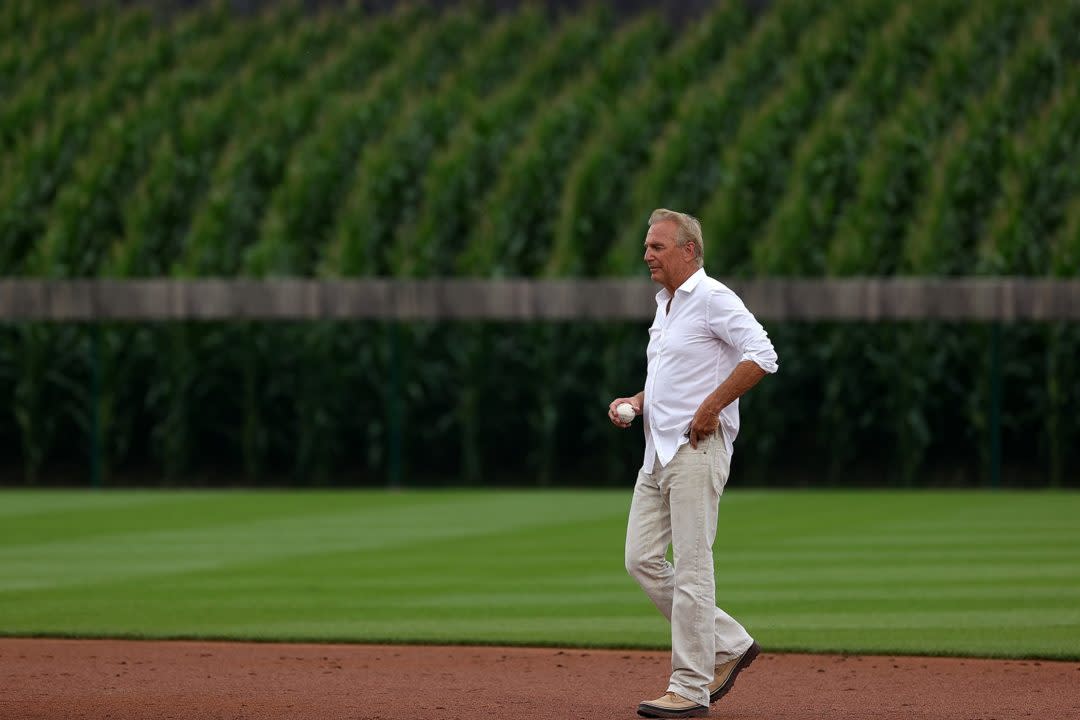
[608,396,642,429]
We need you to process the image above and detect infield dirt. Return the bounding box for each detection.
[2,638,1078,720]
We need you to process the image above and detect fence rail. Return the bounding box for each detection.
[0,278,1078,321]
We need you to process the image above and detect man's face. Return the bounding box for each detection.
[644,220,694,289]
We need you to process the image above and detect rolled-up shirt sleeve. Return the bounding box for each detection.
[707,288,779,374]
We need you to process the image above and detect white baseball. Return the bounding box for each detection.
[616,402,636,424]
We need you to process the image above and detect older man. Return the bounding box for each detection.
[608,209,778,718]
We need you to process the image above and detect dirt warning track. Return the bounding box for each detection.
[2,638,1079,720]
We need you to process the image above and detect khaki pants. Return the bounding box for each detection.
[624,432,754,707]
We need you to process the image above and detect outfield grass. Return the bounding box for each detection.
[0,489,1077,659]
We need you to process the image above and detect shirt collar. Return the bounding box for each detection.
[655,267,707,305]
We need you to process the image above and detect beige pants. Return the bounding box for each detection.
[624,432,754,707]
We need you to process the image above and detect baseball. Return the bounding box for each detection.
[616,402,636,424]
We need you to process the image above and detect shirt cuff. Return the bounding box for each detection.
[740,351,778,375]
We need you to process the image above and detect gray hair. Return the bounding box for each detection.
[648,208,704,268]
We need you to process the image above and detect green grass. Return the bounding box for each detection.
[1,489,1078,659]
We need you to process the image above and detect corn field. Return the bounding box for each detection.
[2,0,1079,487]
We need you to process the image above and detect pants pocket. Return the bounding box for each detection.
[709,432,731,496]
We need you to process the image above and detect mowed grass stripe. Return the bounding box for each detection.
[0,492,627,586]
[0,490,1076,659]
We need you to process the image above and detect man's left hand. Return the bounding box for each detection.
[688,403,722,449]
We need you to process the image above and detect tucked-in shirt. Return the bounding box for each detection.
[642,268,779,472]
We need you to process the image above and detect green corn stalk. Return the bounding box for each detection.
[900,4,1067,485]
[981,65,1080,486]
[398,5,610,279]
[113,1,335,479]
[755,0,970,277]
[905,12,1065,277]
[327,6,513,278]
[170,5,365,483]
[177,3,368,278]
[38,5,246,279]
[466,13,667,277]
[701,0,898,276]
[11,324,91,483]
[328,4,596,277]
[0,0,96,103]
[134,2,341,480]
[1047,198,1080,486]
[0,7,155,273]
[248,4,430,277]
[453,11,662,485]
[0,326,16,469]
[0,0,36,38]
[384,6,551,278]
[296,7,548,483]
[27,5,249,482]
[820,0,1036,484]
[754,0,970,482]
[551,0,750,278]
[255,3,517,481]
[355,8,608,484]
[2,10,110,147]
[828,0,1034,277]
[6,6,169,482]
[293,5,484,484]
[111,3,336,277]
[608,0,825,276]
[979,75,1080,276]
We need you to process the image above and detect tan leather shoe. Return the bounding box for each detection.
[636,691,709,718]
[708,640,760,703]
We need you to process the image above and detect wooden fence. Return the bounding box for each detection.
[1,278,1078,321]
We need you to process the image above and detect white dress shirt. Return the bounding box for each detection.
[642,268,779,472]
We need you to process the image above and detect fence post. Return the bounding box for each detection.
[388,321,402,490]
[989,323,1002,489]
[90,325,103,490]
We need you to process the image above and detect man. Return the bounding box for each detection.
[608,209,778,718]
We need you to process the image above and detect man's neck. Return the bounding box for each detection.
[663,267,697,296]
